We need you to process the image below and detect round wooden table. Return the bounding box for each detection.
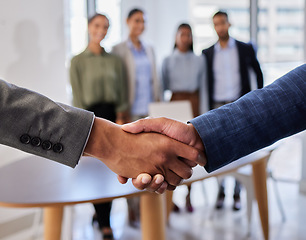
[0,156,166,240]
[0,151,270,240]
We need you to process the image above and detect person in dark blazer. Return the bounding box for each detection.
[202,11,263,210]
[121,64,306,194]
[203,11,263,110]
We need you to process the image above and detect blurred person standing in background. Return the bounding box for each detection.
[112,8,160,227]
[202,11,263,211]
[162,23,208,212]
[112,8,160,121]
[70,13,128,240]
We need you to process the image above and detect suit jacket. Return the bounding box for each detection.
[202,40,264,109]
[112,40,160,107]
[0,79,94,167]
[190,64,306,172]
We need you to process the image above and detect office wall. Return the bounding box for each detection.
[0,0,68,164]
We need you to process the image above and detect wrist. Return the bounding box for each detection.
[84,117,99,157]
[188,123,205,152]
[84,117,110,159]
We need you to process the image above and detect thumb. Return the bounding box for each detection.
[121,118,164,134]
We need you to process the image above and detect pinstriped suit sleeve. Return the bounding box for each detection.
[0,80,94,168]
[190,64,306,172]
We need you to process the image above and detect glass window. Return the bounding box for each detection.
[257,0,304,63]
[66,0,88,57]
[189,0,250,54]
[257,0,304,84]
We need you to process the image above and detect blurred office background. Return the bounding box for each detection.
[0,0,305,239]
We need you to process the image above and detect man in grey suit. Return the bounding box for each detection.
[120,64,306,193]
[0,79,205,187]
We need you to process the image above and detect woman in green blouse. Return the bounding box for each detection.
[70,14,128,240]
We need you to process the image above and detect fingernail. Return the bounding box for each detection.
[155,175,164,185]
[197,152,206,166]
[141,175,151,184]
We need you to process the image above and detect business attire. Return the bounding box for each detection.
[0,79,94,167]
[70,47,128,116]
[112,39,160,118]
[162,49,209,116]
[202,37,264,210]
[70,47,128,235]
[203,38,263,110]
[190,64,306,172]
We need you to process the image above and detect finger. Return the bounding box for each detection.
[142,174,165,192]
[131,173,153,190]
[155,181,168,194]
[165,169,184,186]
[174,141,207,166]
[122,118,165,134]
[117,175,128,184]
[178,157,197,168]
[166,156,194,180]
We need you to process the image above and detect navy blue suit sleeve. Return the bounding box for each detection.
[190,64,306,172]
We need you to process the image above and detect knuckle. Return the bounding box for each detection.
[158,152,169,165]
[189,148,199,161]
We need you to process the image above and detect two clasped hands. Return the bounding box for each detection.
[84,117,206,194]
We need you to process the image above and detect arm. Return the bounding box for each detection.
[199,56,209,114]
[191,63,306,172]
[123,64,306,191]
[0,79,204,186]
[0,79,94,167]
[161,58,170,92]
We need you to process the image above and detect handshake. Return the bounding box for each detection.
[84,117,206,194]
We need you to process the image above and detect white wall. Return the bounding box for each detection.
[0,0,68,164]
[0,1,68,238]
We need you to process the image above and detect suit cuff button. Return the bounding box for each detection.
[53,143,63,153]
[20,134,31,144]
[31,137,41,147]
[42,140,53,150]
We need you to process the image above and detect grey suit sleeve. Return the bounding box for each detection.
[190,64,306,172]
[0,79,94,168]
